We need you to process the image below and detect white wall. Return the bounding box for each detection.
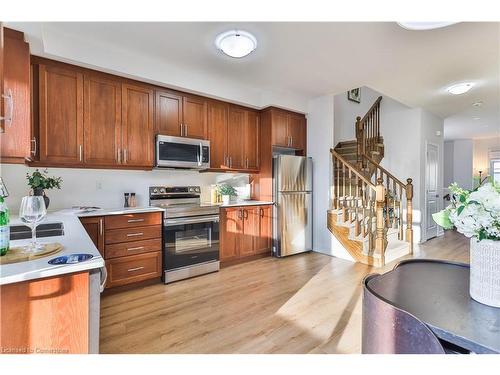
[452,139,474,190]
[0,164,249,214]
[306,94,335,255]
[444,141,454,188]
[473,136,500,177]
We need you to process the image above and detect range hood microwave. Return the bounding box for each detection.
[155,135,210,169]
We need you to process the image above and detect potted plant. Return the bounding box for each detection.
[217,184,237,205]
[433,182,500,307]
[26,169,63,209]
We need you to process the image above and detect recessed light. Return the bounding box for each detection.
[446,82,474,95]
[473,117,481,120]
[215,30,257,58]
[397,22,458,30]
[472,101,483,107]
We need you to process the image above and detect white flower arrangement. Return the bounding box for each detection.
[433,182,500,241]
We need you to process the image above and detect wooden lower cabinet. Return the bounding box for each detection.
[220,205,273,264]
[80,211,163,289]
[0,272,90,354]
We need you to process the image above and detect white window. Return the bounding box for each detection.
[491,159,500,183]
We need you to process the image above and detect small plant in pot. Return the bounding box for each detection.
[217,184,237,205]
[433,181,500,308]
[26,169,62,209]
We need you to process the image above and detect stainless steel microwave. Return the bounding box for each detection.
[155,135,210,169]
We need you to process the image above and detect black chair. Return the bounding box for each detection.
[362,273,446,354]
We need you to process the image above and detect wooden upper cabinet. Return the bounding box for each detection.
[38,64,84,164]
[207,101,228,169]
[220,207,242,262]
[288,113,306,151]
[121,83,154,167]
[244,110,259,170]
[155,89,183,137]
[271,110,289,147]
[0,23,4,134]
[0,28,31,163]
[83,74,121,166]
[227,106,245,169]
[182,95,207,139]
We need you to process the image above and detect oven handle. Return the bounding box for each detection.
[164,215,220,226]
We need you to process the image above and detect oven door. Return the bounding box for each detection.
[156,135,210,169]
[163,215,220,270]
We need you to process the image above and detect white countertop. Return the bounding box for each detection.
[67,206,165,217]
[202,200,274,208]
[1,211,106,286]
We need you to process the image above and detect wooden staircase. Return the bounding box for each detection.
[327,96,414,267]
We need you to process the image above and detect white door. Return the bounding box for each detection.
[426,143,439,240]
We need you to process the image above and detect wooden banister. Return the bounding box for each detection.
[360,96,383,124]
[361,153,406,189]
[356,96,382,167]
[330,149,375,189]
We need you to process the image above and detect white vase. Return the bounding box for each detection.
[222,195,231,205]
[470,238,500,308]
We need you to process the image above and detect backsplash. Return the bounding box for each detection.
[0,164,250,213]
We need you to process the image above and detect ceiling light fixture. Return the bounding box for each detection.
[215,30,257,58]
[473,117,481,121]
[397,22,458,30]
[446,82,474,95]
[472,101,483,107]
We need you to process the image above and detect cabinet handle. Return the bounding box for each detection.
[243,209,248,219]
[99,218,104,236]
[79,145,83,161]
[246,158,249,169]
[127,218,145,223]
[123,149,128,164]
[127,246,144,252]
[127,232,144,237]
[117,148,121,163]
[127,266,145,272]
[290,136,293,147]
[31,137,37,156]
[180,123,184,136]
[260,208,264,217]
[184,124,188,137]
[1,89,13,127]
[229,156,232,168]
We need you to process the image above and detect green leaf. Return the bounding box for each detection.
[457,205,465,216]
[459,194,466,203]
[468,200,480,205]
[432,210,454,230]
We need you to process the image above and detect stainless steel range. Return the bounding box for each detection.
[149,186,220,283]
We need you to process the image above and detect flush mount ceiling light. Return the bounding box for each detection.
[446,82,474,95]
[215,30,257,58]
[397,22,458,30]
[472,101,483,107]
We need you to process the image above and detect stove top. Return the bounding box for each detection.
[149,185,218,219]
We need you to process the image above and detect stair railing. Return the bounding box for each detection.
[331,149,387,260]
[361,153,414,252]
[356,96,382,168]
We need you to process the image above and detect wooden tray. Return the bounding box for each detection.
[0,243,64,265]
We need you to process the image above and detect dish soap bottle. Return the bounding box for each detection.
[0,196,10,256]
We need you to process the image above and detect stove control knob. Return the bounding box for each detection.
[160,188,166,194]
[189,187,194,192]
[153,188,158,194]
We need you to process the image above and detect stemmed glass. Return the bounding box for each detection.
[19,196,47,252]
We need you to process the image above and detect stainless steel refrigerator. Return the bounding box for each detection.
[273,155,313,257]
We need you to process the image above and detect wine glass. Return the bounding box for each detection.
[19,196,47,252]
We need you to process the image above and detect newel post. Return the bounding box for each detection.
[375,178,387,265]
[405,178,414,253]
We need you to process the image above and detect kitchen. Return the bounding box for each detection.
[0,25,312,354]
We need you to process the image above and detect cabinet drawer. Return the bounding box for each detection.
[106,251,161,288]
[105,212,162,230]
[105,225,162,244]
[105,238,162,259]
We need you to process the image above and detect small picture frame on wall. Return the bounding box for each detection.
[347,88,361,103]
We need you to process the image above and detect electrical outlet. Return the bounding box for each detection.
[96,181,103,190]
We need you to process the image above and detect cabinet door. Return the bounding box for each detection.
[240,207,259,257]
[227,106,245,169]
[182,95,207,139]
[255,205,272,254]
[207,101,228,169]
[83,74,121,166]
[0,28,31,163]
[39,64,84,164]
[243,111,259,170]
[121,83,154,167]
[79,216,105,257]
[288,113,306,151]
[155,90,183,136]
[0,23,4,134]
[271,109,289,147]
[220,208,242,262]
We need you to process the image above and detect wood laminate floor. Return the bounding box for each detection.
[99,230,469,354]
